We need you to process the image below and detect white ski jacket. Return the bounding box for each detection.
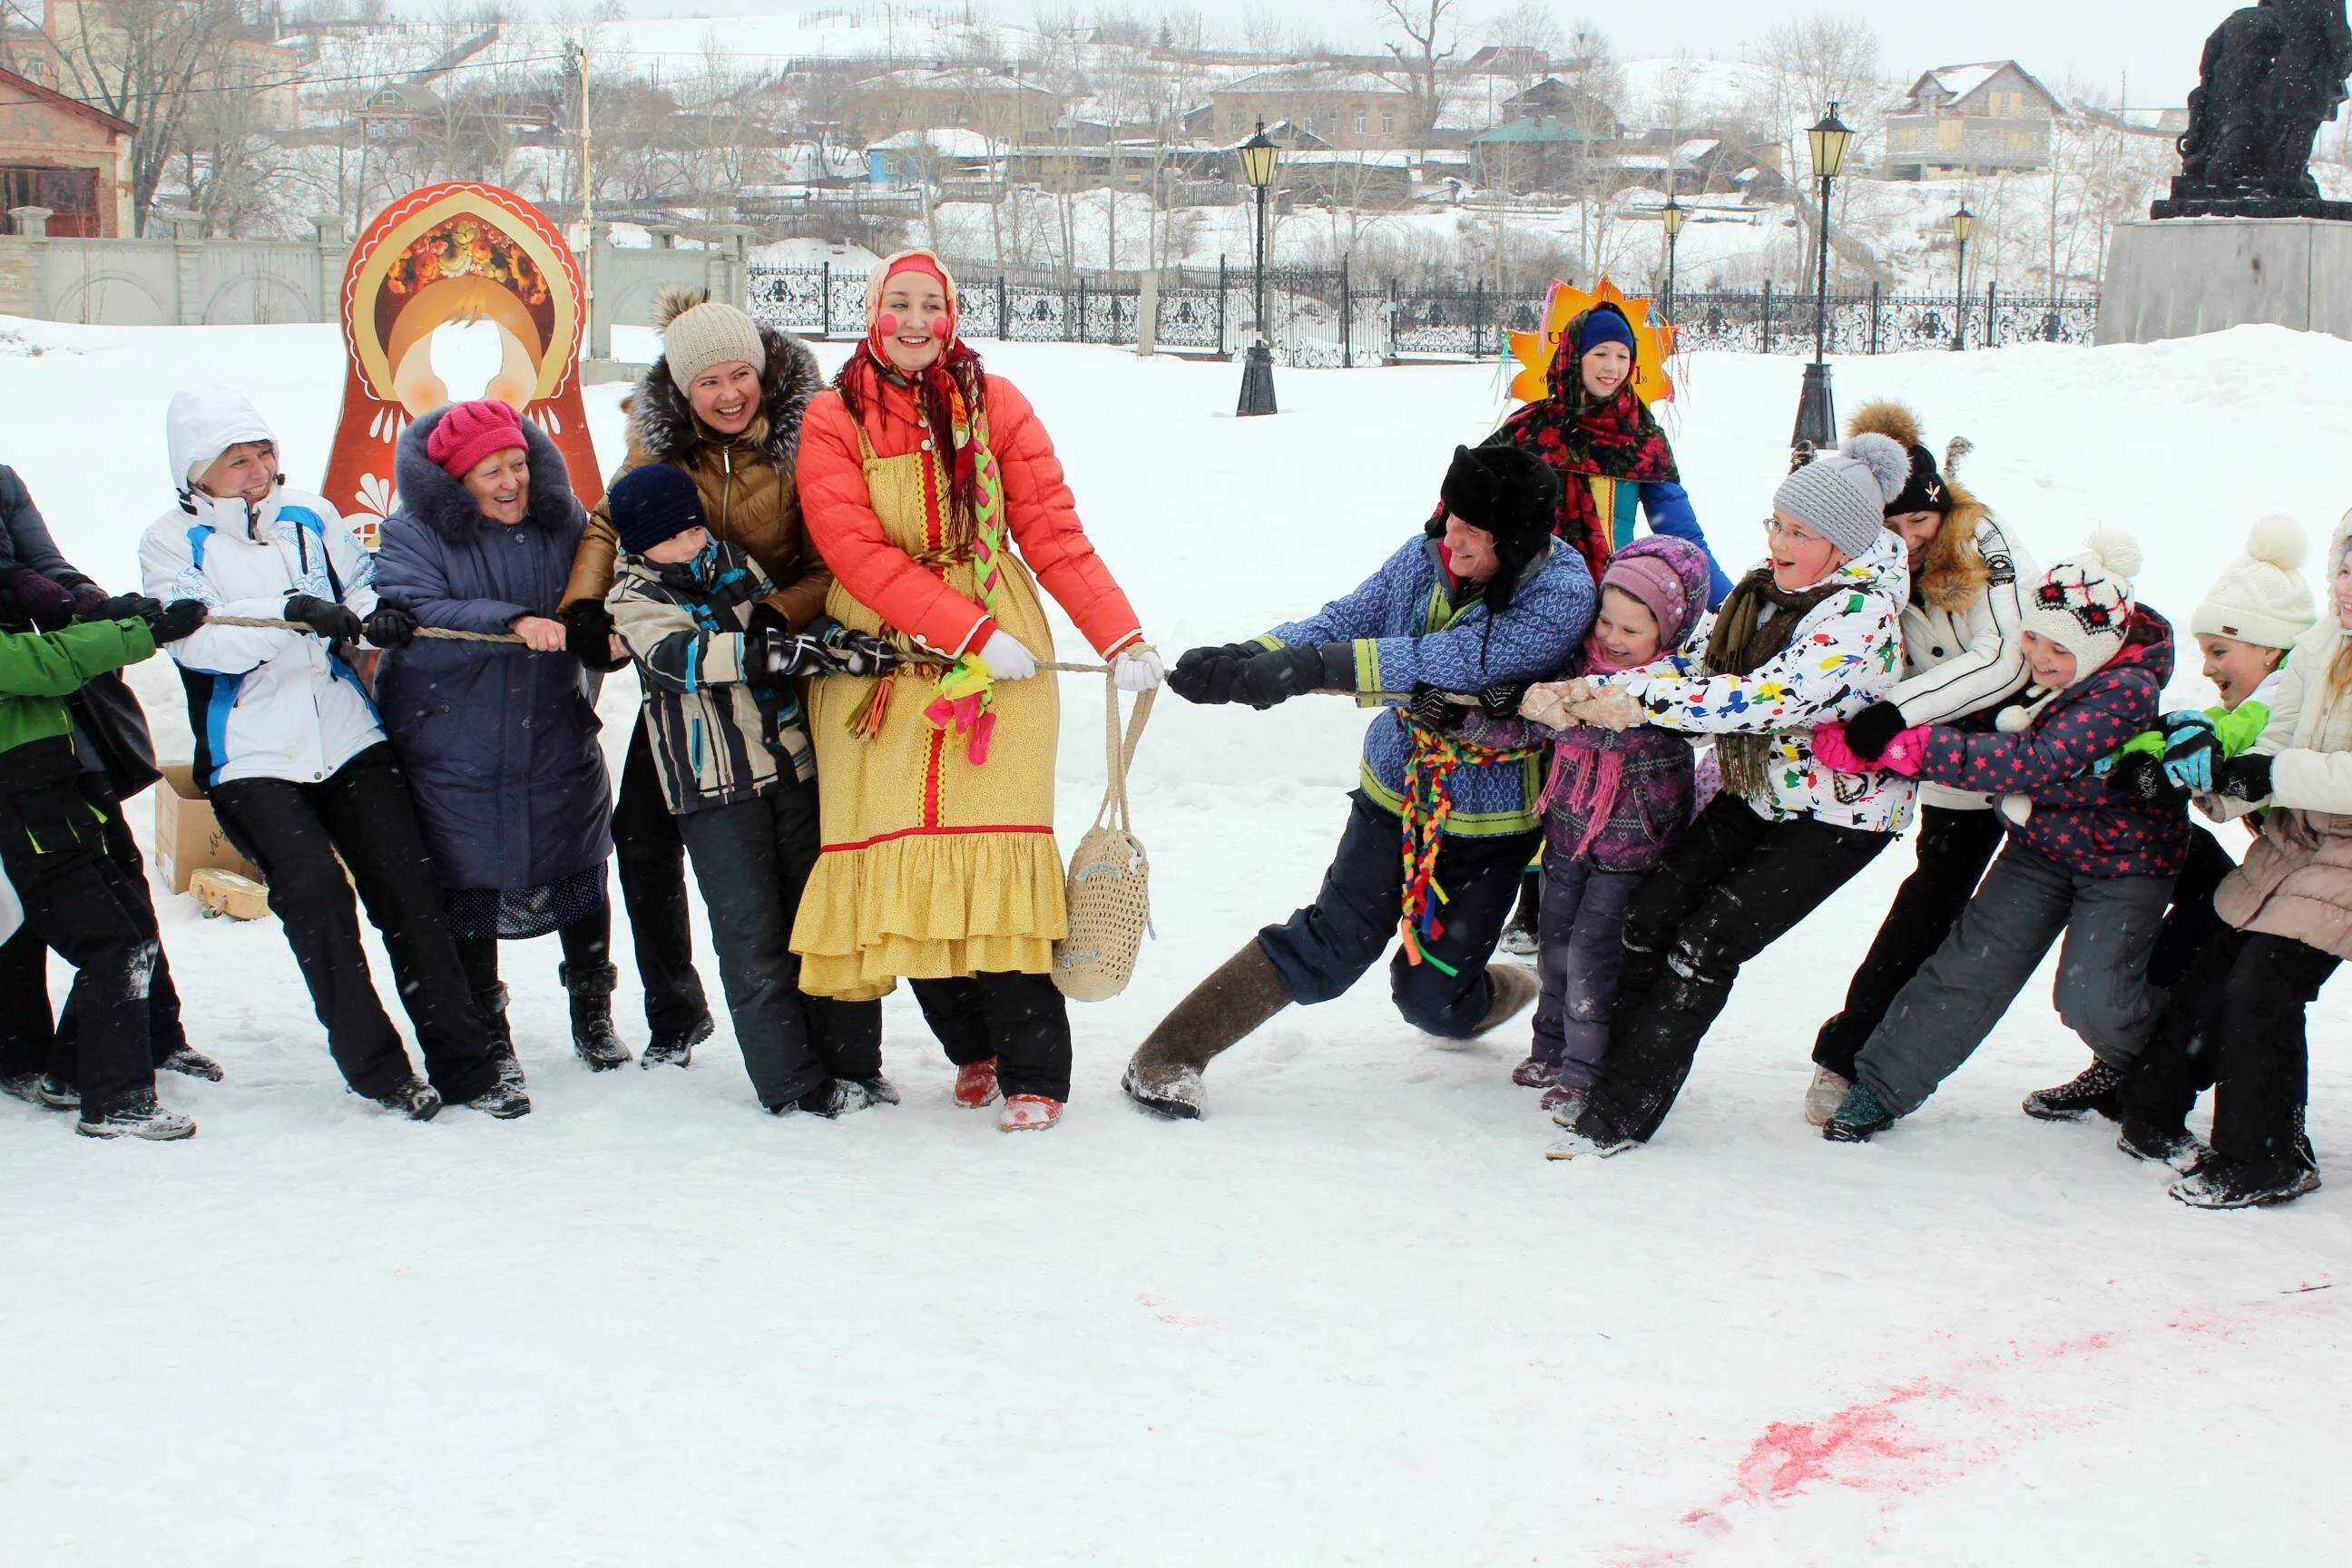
[1889,513,2035,811]
[139,484,386,789]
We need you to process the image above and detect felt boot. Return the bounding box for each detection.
[1122,940,1293,1120]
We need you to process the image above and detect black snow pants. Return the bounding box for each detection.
[674,777,882,1109]
[1577,794,1893,1144]
[1811,803,2003,1080]
[0,750,162,1119]
[1256,788,1540,1038]
[0,775,188,1084]
[211,743,499,1103]
[913,971,1074,1102]
[613,720,711,1039]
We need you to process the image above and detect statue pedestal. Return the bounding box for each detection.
[2096,217,2352,346]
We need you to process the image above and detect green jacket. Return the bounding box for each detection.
[0,620,158,760]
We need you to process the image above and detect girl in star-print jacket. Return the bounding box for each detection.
[1809,531,2189,1142]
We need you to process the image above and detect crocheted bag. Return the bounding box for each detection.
[1053,675,1153,1002]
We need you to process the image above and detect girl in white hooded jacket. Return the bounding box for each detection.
[137,387,523,1122]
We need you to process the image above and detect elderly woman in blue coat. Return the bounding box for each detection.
[375,399,623,1073]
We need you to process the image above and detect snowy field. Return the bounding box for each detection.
[3,316,2347,1566]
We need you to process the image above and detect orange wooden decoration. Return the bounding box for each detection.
[319,181,602,547]
[1506,277,1678,407]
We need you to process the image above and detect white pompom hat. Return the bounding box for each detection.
[2190,516,2315,652]
[2020,526,2144,681]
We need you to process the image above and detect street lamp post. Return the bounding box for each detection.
[1661,195,1685,324]
[1237,121,1280,417]
[1950,202,1975,351]
[1789,103,1853,456]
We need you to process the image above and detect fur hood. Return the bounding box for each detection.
[394,405,585,543]
[628,321,824,471]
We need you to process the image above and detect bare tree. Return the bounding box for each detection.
[1378,0,1457,141]
[1742,13,1884,289]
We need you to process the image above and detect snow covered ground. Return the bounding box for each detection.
[3,316,2347,1565]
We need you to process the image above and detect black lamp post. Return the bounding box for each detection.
[1237,121,1279,416]
[1789,103,1854,456]
[1661,194,1685,323]
[1950,202,1975,351]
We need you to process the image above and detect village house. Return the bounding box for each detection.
[844,64,1060,150]
[0,63,134,236]
[1199,66,1416,151]
[1885,60,2063,179]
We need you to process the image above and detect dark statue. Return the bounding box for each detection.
[2152,0,2352,220]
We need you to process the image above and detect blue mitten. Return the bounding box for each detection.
[2157,711,2220,795]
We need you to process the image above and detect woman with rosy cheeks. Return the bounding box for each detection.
[790,250,1162,1133]
[375,398,622,1077]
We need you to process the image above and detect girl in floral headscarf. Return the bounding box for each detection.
[790,250,1161,1132]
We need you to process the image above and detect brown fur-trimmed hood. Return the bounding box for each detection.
[627,321,824,471]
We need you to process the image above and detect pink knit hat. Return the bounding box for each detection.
[426,399,526,481]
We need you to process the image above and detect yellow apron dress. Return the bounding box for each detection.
[789,427,1067,1001]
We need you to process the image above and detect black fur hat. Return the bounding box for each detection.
[1434,444,1562,610]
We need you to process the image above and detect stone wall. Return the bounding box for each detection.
[2096,219,2352,345]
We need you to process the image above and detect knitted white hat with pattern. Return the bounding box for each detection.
[1770,433,1910,560]
[2190,516,2314,652]
[2022,527,2143,678]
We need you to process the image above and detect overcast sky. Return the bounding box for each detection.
[515,2,2260,107]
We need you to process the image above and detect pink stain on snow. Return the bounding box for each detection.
[1730,1384,1945,1502]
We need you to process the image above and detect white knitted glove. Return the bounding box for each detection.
[980,629,1037,681]
[1113,647,1165,692]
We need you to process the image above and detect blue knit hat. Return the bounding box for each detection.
[1576,306,1637,360]
[610,464,707,555]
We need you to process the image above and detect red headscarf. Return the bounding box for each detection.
[837,249,991,547]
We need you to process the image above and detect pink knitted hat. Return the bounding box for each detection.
[426,399,526,481]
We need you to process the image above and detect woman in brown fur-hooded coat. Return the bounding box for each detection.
[1803,399,2042,1118]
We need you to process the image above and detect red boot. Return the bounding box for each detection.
[953,1058,1001,1109]
[999,1093,1062,1132]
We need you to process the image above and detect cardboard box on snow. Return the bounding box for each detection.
[153,763,264,896]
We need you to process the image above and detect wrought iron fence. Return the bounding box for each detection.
[746,262,2098,364]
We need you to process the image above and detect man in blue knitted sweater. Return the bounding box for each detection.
[1124,445,1594,1118]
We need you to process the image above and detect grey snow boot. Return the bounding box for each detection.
[561,962,633,1072]
[1122,940,1294,1120]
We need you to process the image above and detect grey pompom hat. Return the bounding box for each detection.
[1770,432,1911,560]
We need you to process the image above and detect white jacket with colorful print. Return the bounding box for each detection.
[1594,530,1916,833]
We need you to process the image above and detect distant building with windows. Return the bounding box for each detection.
[1886,61,2063,179]
[0,64,134,237]
[1198,67,1416,150]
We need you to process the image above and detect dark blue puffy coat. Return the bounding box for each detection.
[373,407,612,893]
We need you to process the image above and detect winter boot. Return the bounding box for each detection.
[1122,940,1295,1120]
[1498,869,1541,957]
[2,1068,48,1106]
[1803,1065,1851,1128]
[642,1013,711,1071]
[1512,1055,1560,1088]
[463,1079,533,1120]
[367,1077,443,1122]
[75,1090,195,1142]
[2170,1154,2321,1210]
[2022,1059,2123,1122]
[1540,1082,1586,1119]
[561,962,633,1072]
[1544,1104,1638,1161]
[1000,1093,1063,1132]
[475,984,525,1090]
[2116,1116,2207,1173]
[856,1073,902,1106]
[1824,1083,1896,1143]
[157,1045,224,1082]
[795,1078,881,1119]
[1470,963,1541,1038]
[953,1059,1002,1109]
[34,1073,78,1111]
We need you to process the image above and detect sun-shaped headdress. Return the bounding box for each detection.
[1506,276,1679,407]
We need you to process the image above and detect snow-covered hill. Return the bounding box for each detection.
[3,316,2345,1565]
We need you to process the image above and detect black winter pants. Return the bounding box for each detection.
[0,779,188,1083]
[455,906,612,997]
[912,972,1073,1102]
[1812,804,2004,1079]
[674,779,881,1109]
[2195,931,2337,1175]
[1580,795,1892,1144]
[211,744,498,1102]
[613,720,710,1036]
[2147,824,2235,990]
[1257,789,1540,1037]
[0,784,161,1120]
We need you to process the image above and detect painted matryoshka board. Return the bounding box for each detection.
[320,181,603,546]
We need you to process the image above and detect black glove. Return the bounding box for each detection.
[1237,642,1356,710]
[1167,641,1262,706]
[2214,752,2275,804]
[749,627,834,681]
[2103,750,2184,805]
[563,600,626,671]
[95,592,163,625]
[283,593,363,642]
[6,568,77,631]
[1473,682,1525,719]
[1408,682,1470,733]
[142,600,209,644]
[747,603,793,640]
[819,623,899,677]
[1843,700,1908,763]
[363,604,418,649]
